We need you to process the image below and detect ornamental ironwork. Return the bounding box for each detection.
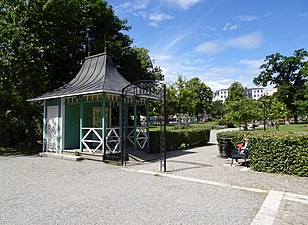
[121,80,166,171]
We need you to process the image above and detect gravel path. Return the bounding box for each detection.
[1,128,307,224]
[0,156,265,225]
[129,145,308,196]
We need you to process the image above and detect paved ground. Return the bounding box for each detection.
[0,129,307,225]
[0,156,265,225]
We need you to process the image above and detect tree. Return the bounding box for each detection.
[0,0,162,145]
[166,83,178,116]
[257,95,272,128]
[167,76,213,118]
[116,47,163,82]
[223,81,247,128]
[185,77,213,116]
[225,81,246,104]
[253,49,308,123]
[210,100,224,119]
[270,97,289,131]
[293,83,308,118]
[224,98,260,129]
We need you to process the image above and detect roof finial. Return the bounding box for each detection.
[87,37,91,57]
[104,34,107,53]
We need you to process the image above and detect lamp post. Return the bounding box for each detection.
[262,100,268,131]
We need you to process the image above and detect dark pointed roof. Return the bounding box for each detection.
[29,52,130,101]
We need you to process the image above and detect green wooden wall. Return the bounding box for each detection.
[64,104,80,149]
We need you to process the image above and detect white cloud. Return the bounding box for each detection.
[147,11,174,27]
[167,0,202,10]
[149,12,174,22]
[205,25,216,31]
[239,59,264,69]
[117,1,174,27]
[236,15,258,22]
[152,53,261,91]
[204,79,232,91]
[236,13,271,21]
[153,54,172,61]
[299,12,308,17]
[223,23,239,31]
[195,41,222,54]
[116,0,149,12]
[224,32,263,49]
[195,32,263,54]
[163,32,188,51]
[200,66,239,77]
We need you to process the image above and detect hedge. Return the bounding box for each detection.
[149,128,210,153]
[217,131,308,177]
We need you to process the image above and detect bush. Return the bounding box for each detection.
[217,131,308,177]
[149,128,210,153]
[0,113,27,146]
[217,119,228,126]
[217,119,234,128]
[226,122,235,128]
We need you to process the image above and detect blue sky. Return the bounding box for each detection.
[108,0,308,91]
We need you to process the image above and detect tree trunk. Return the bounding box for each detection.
[23,101,36,145]
[294,115,298,124]
[285,115,290,125]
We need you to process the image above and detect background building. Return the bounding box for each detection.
[244,87,265,100]
[213,87,277,102]
[213,89,229,101]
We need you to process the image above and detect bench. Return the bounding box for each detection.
[231,148,248,167]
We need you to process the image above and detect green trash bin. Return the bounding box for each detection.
[219,138,233,158]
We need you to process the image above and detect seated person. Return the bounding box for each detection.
[234,134,248,164]
[237,139,248,155]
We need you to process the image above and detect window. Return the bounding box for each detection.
[254,94,256,97]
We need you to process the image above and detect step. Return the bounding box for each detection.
[39,152,83,161]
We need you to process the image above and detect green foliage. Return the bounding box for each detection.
[149,128,210,153]
[253,49,308,121]
[217,119,235,128]
[270,97,289,121]
[116,47,163,82]
[293,83,308,116]
[217,131,308,177]
[223,81,261,126]
[210,100,224,118]
[0,113,27,146]
[166,84,178,116]
[225,81,245,104]
[224,97,260,125]
[166,76,213,117]
[0,0,162,145]
[0,143,41,155]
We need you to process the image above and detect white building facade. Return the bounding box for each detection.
[213,87,275,102]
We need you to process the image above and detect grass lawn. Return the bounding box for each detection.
[248,122,308,133]
[187,121,217,129]
[264,123,308,133]
[149,121,215,131]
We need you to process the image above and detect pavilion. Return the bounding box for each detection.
[29,52,156,161]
